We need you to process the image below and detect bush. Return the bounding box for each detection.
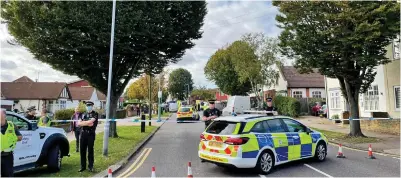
[273,95,301,117]
[55,109,75,120]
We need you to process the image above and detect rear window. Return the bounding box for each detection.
[206,121,238,135]
[179,107,191,112]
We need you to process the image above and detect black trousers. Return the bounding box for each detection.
[74,130,81,151]
[80,131,95,169]
[1,153,14,177]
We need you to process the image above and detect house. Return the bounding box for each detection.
[267,66,326,99]
[326,40,400,119]
[211,88,229,102]
[0,76,72,114]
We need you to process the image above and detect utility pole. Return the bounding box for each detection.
[103,0,117,157]
[148,74,152,126]
[157,74,162,122]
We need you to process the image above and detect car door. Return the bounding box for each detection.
[6,114,40,166]
[265,119,291,163]
[281,118,312,159]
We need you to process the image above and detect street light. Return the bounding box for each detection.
[185,84,190,103]
[157,74,162,122]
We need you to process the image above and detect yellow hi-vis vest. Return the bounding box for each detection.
[1,121,18,152]
[38,116,51,127]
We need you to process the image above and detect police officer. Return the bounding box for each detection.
[25,106,37,120]
[264,97,277,116]
[202,100,221,129]
[77,101,99,172]
[1,109,23,177]
[38,109,51,127]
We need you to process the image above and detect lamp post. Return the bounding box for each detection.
[157,74,162,122]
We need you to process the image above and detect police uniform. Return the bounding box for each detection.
[25,106,37,120]
[264,98,277,116]
[38,110,51,127]
[79,101,98,172]
[1,121,22,177]
[202,100,221,129]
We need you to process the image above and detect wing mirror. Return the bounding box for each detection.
[306,128,313,134]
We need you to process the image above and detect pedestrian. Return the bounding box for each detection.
[38,109,51,127]
[1,109,23,177]
[25,106,37,120]
[264,97,277,116]
[71,106,83,152]
[77,101,99,172]
[202,100,221,129]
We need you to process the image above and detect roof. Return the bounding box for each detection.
[68,79,85,84]
[96,90,106,100]
[69,87,94,100]
[13,76,34,83]
[0,82,69,100]
[281,66,324,88]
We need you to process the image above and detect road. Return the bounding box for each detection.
[115,113,400,177]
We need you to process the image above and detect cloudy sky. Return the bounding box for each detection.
[0,0,283,89]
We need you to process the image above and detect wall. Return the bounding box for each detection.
[268,69,288,91]
[359,65,387,117]
[326,77,347,119]
[384,44,400,118]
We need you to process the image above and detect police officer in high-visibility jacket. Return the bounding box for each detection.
[1,109,23,177]
[38,109,51,127]
[78,101,99,172]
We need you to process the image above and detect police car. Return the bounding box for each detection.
[198,111,328,174]
[5,111,70,173]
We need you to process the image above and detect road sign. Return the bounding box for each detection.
[158,91,162,98]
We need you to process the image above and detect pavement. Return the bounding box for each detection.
[114,113,401,177]
[296,116,400,156]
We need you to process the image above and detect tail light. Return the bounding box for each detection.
[177,112,181,115]
[224,137,249,145]
[200,134,206,140]
[189,111,193,114]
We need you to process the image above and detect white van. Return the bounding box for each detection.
[169,102,178,112]
[222,96,251,116]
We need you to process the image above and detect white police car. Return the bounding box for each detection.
[5,111,70,173]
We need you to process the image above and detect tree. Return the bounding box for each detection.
[127,73,168,103]
[204,48,252,95]
[191,86,215,100]
[2,1,207,137]
[273,1,400,136]
[168,68,194,100]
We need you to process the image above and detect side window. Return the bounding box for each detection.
[266,119,286,133]
[282,119,306,132]
[250,121,266,133]
[6,114,29,131]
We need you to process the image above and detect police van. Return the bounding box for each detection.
[198,111,328,174]
[4,111,70,173]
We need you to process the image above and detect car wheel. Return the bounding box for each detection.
[47,145,62,172]
[256,150,274,175]
[314,142,327,162]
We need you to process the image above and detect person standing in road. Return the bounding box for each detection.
[202,100,221,129]
[1,109,22,177]
[264,97,277,116]
[25,106,37,120]
[77,101,99,172]
[71,106,83,152]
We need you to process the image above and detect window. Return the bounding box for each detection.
[364,85,379,111]
[293,91,303,98]
[330,91,340,109]
[179,107,190,112]
[6,114,29,131]
[206,121,238,135]
[395,86,400,110]
[250,121,268,133]
[282,119,306,132]
[393,35,400,60]
[312,91,322,98]
[265,119,286,133]
[60,100,67,109]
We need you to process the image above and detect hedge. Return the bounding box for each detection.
[54,108,75,120]
[273,95,301,117]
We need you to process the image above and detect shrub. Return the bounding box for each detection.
[55,109,75,120]
[273,95,301,117]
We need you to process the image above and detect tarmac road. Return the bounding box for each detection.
[115,113,400,177]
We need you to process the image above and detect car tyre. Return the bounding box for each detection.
[256,150,274,175]
[314,142,327,162]
[47,145,62,172]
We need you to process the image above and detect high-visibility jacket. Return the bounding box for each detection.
[1,121,18,152]
[38,116,51,127]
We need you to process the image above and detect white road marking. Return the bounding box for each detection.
[259,175,267,178]
[328,143,400,159]
[304,164,334,178]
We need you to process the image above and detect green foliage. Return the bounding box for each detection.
[273,1,399,136]
[55,109,75,120]
[331,114,340,119]
[127,72,168,103]
[273,95,300,117]
[204,48,252,95]
[2,0,207,113]
[168,68,194,100]
[77,101,87,113]
[308,97,325,114]
[191,87,215,100]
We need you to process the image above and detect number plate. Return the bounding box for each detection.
[208,141,223,148]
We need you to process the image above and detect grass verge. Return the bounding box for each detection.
[16,126,156,177]
[145,112,171,119]
[311,127,380,144]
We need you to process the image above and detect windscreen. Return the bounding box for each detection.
[206,121,238,135]
[179,107,191,112]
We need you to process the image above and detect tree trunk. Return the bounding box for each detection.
[343,79,365,137]
[108,95,119,138]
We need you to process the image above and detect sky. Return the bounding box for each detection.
[0,0,283,89]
